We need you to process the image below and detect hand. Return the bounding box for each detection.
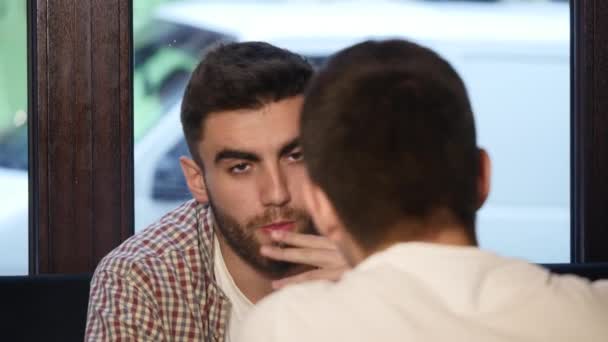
[260,230,350,290]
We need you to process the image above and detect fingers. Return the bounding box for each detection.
[271,267,348,289]
[260,245,340,268]
[269,231,336,250]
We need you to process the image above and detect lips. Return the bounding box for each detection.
[260,221,295,233]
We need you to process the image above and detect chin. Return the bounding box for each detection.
[252,257,293,278]
[254,230,273,246]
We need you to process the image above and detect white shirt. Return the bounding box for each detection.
[214,237,254,342]
[237,243,608,342]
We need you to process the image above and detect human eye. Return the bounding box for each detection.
[228,162,251,174]
[286,150,304,163]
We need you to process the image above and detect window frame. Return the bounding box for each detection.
[571,0,608,262]
[28,0,133,273]
[25,0,608,274]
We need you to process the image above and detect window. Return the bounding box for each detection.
[0,0,28,275]
[133,0,570,263]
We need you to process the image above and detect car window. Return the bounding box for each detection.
[133,19,233,142]
[0,126,27,170]
[152,137,191,202]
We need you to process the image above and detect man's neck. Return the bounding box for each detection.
[355,223,475,265]
[215,233,273,304]
[418,226,474,246]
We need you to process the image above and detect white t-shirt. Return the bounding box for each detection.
[214,237,254,342]
[237,242,608,342]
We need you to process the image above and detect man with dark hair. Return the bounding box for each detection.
[85,42,347,341]
[238,39,608,342]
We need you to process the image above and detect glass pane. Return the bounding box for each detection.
[133,0,570,263]
[0,0,28,275]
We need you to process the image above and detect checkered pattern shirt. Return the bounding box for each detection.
[85,200,231,342]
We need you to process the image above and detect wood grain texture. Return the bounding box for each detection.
[30,0,133,273]
[572,0,608,262]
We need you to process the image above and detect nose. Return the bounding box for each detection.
[259,164,291,207]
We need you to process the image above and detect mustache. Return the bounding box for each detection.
[246,207,310,229]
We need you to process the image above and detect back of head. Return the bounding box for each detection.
[300,39,479,249]
[181,41,313,165]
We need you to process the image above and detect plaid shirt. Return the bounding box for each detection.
[85,200,231,342]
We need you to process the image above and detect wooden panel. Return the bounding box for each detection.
[29,0,133,274]
[572,0,608,262]
[28,0,48,273]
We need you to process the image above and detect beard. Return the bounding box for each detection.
[208,199,316,278]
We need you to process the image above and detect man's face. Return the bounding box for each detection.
[197,96,314,277]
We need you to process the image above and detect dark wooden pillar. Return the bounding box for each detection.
[572,0,608,262]
[28,0,133,273]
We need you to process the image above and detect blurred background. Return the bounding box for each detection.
[0,0,570,275]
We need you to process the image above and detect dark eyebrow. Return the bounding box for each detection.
[279,138,301,157]
[214,149,260,164]
[213,138,300,164]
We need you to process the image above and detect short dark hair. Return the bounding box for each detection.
[181,41,313,164]
[300,39,479,249]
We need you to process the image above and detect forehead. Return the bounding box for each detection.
[200,96,304,154]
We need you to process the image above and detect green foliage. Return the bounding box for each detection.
[0,0,27,137]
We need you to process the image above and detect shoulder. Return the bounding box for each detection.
[93,200,214,280]
[545,270,608,306]
[238,280,337,342]
[259,280,333,310]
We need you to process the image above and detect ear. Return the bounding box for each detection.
[179,156,209,204]
[477,148,491,209]
[301,180,345,243]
